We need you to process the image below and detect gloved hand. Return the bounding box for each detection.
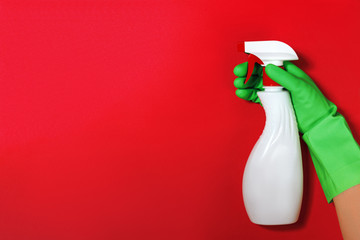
[233,62,263,105]
[234,61,336,134]
[234,61,360,203]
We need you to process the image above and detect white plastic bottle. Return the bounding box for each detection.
[239,41,303,225]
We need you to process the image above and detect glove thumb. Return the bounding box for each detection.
[265,64,305,91]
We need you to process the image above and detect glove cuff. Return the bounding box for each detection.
[302,112,360,203]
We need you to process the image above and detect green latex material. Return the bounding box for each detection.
[234,61,360,203]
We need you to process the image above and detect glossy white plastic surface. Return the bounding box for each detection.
[242,87,303,225]
[244,41,299,66]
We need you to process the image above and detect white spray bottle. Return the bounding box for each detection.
[240,41,303,225]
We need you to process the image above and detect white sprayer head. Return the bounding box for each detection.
[238,40,299,86]
[243,41,298,66]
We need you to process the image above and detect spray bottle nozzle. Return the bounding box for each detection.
[237,41,299,87]
[238,46,279,87]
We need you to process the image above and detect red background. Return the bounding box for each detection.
[0,0,359,239]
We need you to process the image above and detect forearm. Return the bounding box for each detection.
[302,113,360,203]
[303,112,360,238]
[333,184,360,240]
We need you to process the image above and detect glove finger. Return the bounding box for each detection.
[265,64,306,92]
[233,62,249,77]
[234,75,261,89]
[233,62,262,78]
[235,89,260,103]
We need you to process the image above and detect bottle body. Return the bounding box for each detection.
[242,87,303,225]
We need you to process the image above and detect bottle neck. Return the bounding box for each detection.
[257,89,297,134]
[263,86,284,92]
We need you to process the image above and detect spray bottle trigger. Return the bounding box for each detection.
[244,54,264,84]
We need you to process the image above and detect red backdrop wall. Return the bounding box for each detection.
[0,0,359,239]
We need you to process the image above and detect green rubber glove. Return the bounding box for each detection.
[233,62,264,105]
[234,61,360,203]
